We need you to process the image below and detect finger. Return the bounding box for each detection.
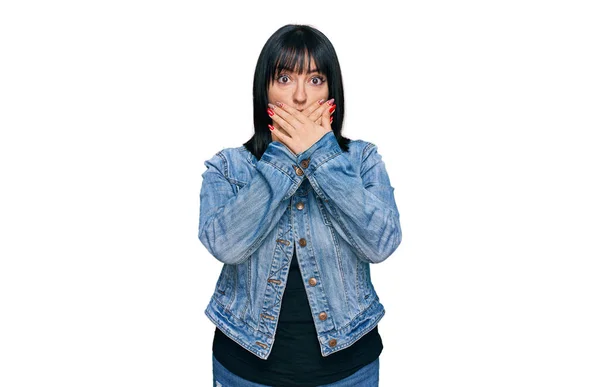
[268,105,297,135]
[268,124,296,155]
[272,102,308,127]
[309,98,334,122]
[320,101,336,131]
[302,98,326,120]
[321,111,333,132]
[269,123,292,140]
[273,121,292,138]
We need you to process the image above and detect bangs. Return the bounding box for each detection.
[273,48,319,77]
[267,38,329,84]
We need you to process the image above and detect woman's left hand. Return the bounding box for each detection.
[267,100,336,155]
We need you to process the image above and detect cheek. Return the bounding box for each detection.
[315,86,329,101]
[267,87,287,103]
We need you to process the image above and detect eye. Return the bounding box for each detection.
[277,74,290,84]
[311,76,326,85]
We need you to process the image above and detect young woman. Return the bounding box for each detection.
[199,24,402,387]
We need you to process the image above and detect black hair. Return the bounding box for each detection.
[243,24,351,160]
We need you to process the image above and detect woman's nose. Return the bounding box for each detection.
[292,84,307,105]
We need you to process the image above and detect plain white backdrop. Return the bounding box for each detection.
[1,0,599,386]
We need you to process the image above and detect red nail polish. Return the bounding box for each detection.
[329,105,336,113]
[330,116,333,123]
[327,98,335,106]
[268,124,274,131]
[318,99,325,105]
[275,102,284,108]
[267,108,274,117]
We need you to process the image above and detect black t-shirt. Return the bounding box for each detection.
[212,246,383,386]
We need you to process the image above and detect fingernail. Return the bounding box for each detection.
[329,105,336,113]
[327,98,335,106]
[268,124,274,131]
[275,101,284,108]
[330,116,333,123]
[267,108,274,117]
[318,99,325,105]
[268,103,276,109]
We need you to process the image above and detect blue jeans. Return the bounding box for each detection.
[212,354,379,386]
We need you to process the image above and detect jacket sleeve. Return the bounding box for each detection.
[198,142,302,265]
[297,131,402,264]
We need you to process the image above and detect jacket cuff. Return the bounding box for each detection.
[259,140,304,184]
[295,131,343,177]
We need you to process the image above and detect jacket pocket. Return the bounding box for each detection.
[357,261,372,307]
[214,264,236,309]
[230,179,247,194]
[316,197,332,226]
[216,264,232,294]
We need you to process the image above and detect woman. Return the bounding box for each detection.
[198,24,402,387]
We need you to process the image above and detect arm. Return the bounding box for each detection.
[298,131,402,264]
[198,141,301,265]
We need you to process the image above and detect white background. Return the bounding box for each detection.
[1,1,599,386]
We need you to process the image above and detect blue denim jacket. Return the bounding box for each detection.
[198,131,401,360]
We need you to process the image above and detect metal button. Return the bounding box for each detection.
[328,339,337,347]
[296,202,304,210]
[256,341,268,349]
[308,277,317,286]
[319,312,327,321]
[300,159,310,168]
[299,238,307,247]
[294,166,304,176]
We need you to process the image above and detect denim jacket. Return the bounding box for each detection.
[198,131,402,360]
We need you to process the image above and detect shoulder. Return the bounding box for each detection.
[217,145,252,164]
[347,137,379,161]
[346,137,388,176]
[204,145,251,166]
[202,145,255,184]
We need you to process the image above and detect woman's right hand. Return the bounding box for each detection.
[302,98,334,124]
[270,98,335,152]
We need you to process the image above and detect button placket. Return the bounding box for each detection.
[291,181,333,334]
[262,236,291,330]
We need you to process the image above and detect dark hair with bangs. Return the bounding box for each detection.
[243,24,351,160]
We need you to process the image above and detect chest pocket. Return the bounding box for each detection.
[230,179,247,194]
[316,197,332,226]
